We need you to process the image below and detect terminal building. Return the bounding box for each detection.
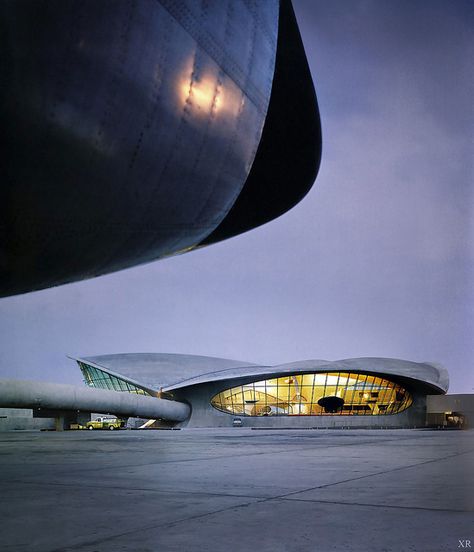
[72,353,451,429]
[2,354,471,431]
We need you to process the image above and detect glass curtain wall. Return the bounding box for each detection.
[211,372,412,416]
[79,362,148,395]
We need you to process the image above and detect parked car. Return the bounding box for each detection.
[85,417,126,430]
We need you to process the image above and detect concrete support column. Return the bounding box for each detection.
[54,415,65,431]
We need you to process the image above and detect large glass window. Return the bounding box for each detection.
[210,372,412,416]
[78,362,148,395]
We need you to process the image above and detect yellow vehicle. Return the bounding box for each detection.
[85,417,126,430]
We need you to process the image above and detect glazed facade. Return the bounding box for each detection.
[78,362,148,395]
[211,372,413,417]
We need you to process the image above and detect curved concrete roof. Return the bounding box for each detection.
[273,358,449,394]
[73,354,449,395]
[76,353,256,394]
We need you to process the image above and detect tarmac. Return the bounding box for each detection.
[0,428,473,552]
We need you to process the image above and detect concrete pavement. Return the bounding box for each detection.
[0,428,472,552]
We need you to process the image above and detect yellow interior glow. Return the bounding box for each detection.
[211,372,413,417]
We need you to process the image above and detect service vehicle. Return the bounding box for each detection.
[85,417,126,430]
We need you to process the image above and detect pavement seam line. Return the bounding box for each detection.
[267,448,474,499]
[277,496,473,513]
[48,497,269,552]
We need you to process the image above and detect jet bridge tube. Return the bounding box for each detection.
[0,380,190,422]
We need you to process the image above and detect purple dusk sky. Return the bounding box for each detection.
[0,0,472,394]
